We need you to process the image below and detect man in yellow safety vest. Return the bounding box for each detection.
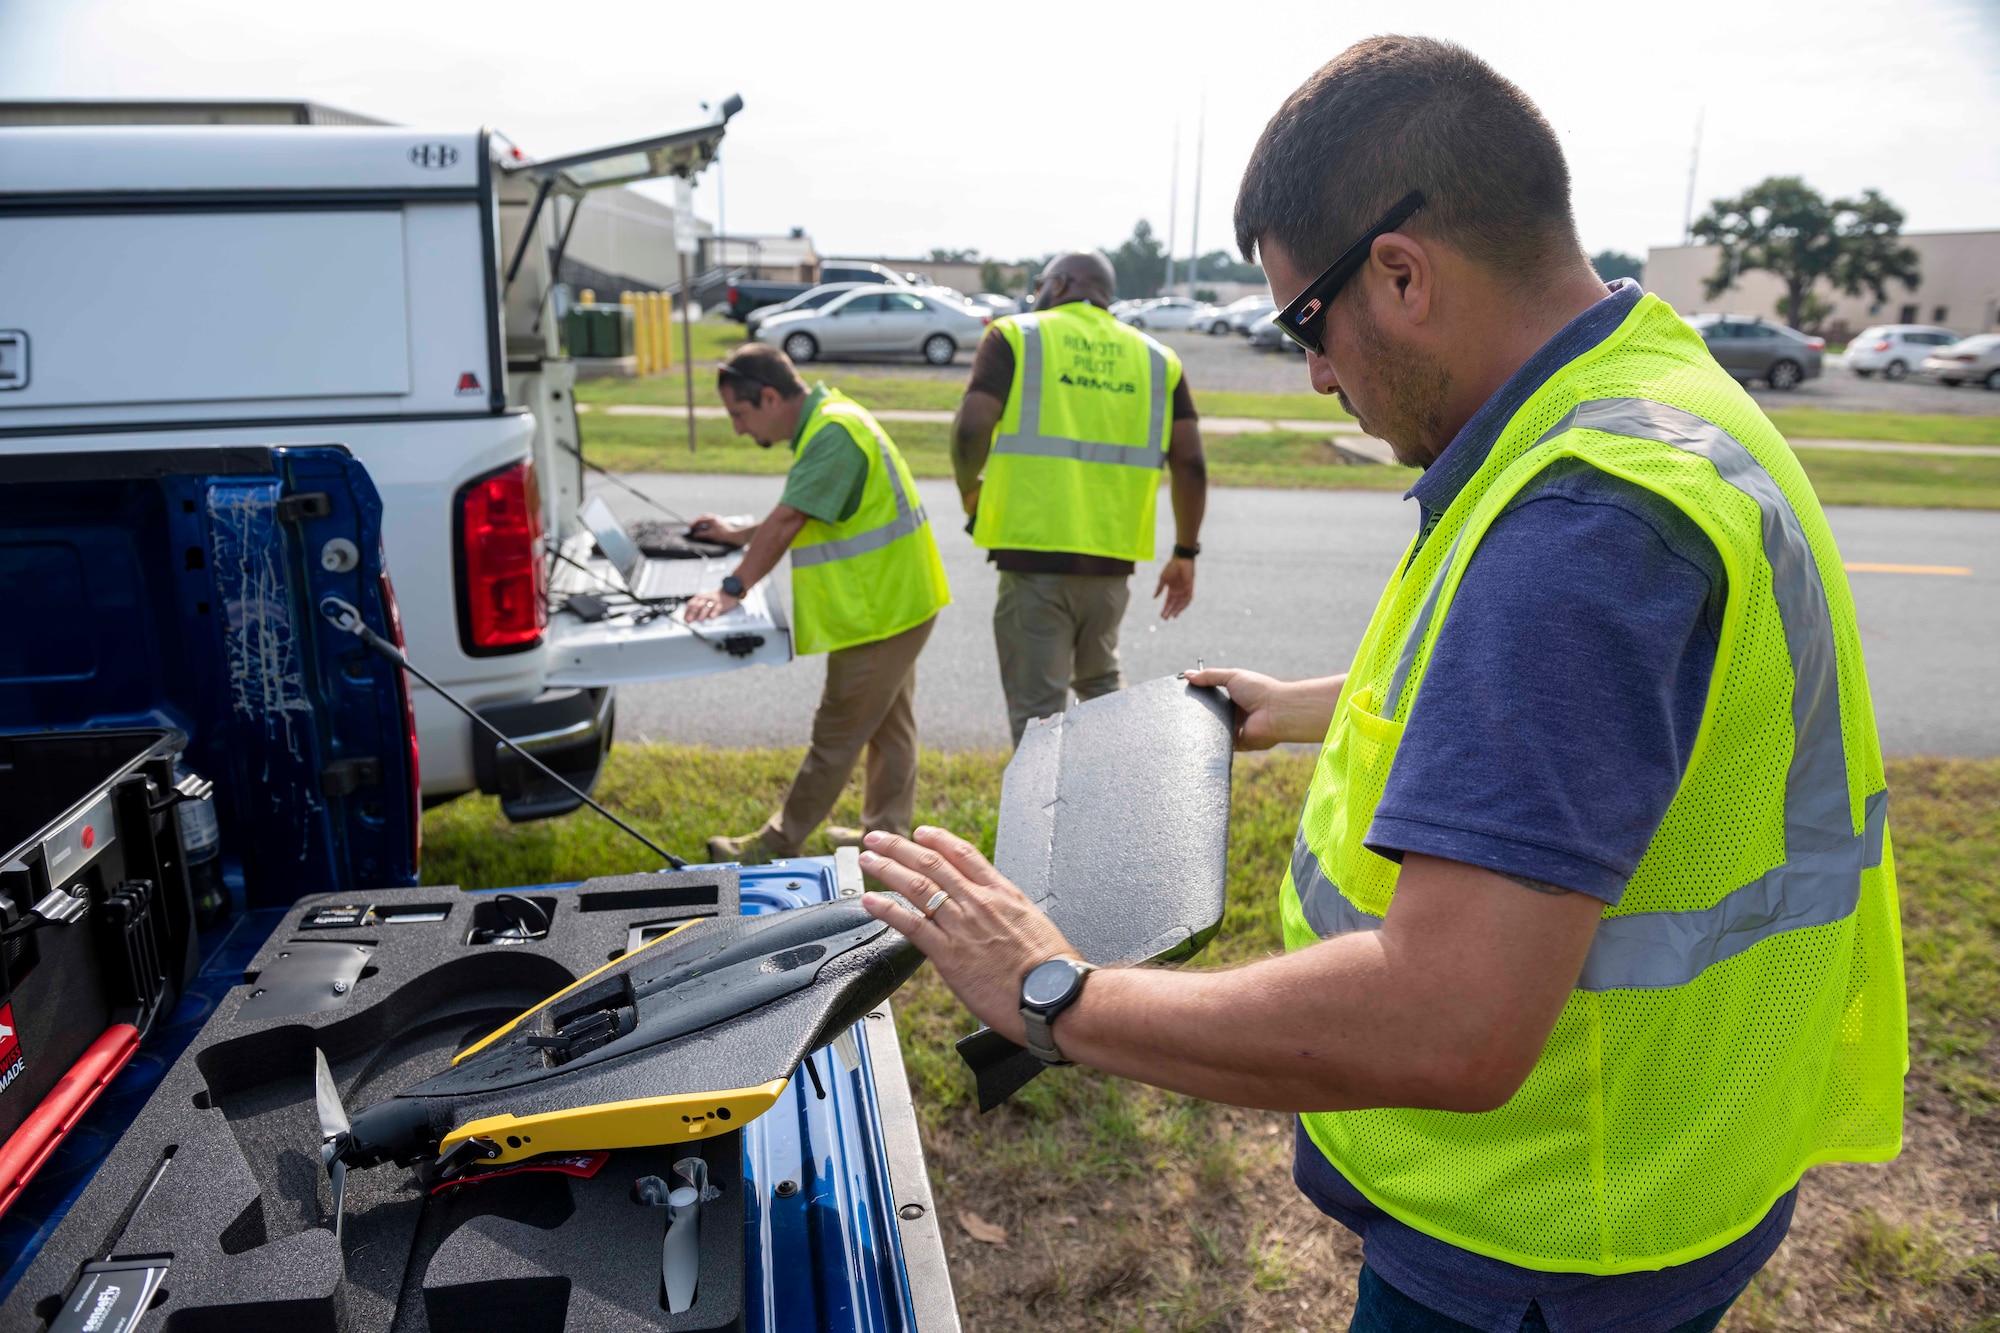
[952,251,1209,744]
[851,36,1904,1333]
[687,344,951,863]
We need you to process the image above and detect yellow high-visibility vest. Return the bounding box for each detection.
[787,392,950,655]
[971,302,1181,562]
[1284,293,1906,1273]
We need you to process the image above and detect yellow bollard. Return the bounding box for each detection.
[579,289,596,306]
[623,292,648,374]
[653,292,674,371]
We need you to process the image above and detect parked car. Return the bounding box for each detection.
[723,261,910,321]
[1118,297,1217,331]
[1247,309,1306,354]
[1922,333,2000,389]
[744,281,867,337]
[1687,314,1824,389]
[1193,293,1274,335]
[972,291,1021,316]
[1846,325,1957,380]
[757,286,991,365]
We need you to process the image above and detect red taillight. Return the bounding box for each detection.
[1873,340,1892,352]
[727,285,739,305]
[457,460,547,652]
[1807,337,1826,351]
[380,569,421,871]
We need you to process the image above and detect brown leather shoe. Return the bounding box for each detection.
[706,831,775,865]
[822,825,866,849]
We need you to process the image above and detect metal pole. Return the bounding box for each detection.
[678,248,697,454]
[1681,107,1705,245]
[1164,123,1179,296]
[1188,94,1205,299]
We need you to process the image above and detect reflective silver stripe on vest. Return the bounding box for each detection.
[1291,832,1383,939]
[1292,791,1887,992]
[789,433,930,570]
[990,316,1168,469]
[1300,397,1882,990]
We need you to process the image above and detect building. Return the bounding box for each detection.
[1644,230,2000,341]
[843,257,1032,295]
[704,232,820,284]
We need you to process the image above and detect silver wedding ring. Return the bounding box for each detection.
[921,890,950,918]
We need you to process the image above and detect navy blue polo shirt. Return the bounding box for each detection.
[1294,280,1795,1331]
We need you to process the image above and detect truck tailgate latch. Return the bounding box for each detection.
[275,492,332,524]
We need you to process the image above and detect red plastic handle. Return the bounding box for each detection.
[0,1023,142,1218]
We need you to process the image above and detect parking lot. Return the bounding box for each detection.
[790,320,2000,411]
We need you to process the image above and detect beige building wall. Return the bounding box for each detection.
[1643,230,2000,341]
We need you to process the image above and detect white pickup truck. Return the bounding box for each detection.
[0,105,790,820]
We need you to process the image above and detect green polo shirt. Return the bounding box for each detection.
[779,383,870,525]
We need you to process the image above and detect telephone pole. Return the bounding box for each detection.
[1187,94,1205,297]
[1681,107,1705,244]
[1164,124,1180,294]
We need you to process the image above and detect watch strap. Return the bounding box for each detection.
[1172,543,1201,560]
[1021,960,1096,1066]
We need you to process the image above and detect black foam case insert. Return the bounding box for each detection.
[2,871,747,1333]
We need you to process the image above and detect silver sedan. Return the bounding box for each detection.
[756,287,992,366]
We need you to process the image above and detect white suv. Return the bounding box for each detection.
[1846,325,1958,380]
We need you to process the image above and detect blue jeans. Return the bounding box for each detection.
[1350,1265,1741,1333]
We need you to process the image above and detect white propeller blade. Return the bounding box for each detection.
[313,1048,350,1139]
[313,1049,350,1250]
[663,1185,700,1313]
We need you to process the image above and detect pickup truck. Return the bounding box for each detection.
[0,107,791,828]
[0,444,959,1332]
[722,261,912,321]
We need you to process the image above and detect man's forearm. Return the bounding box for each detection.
[951,392,1003,496]
[1166,423,1207,547]
[1269,675,1348,742]
[1053,854,1600,1115]
[732,507,808,590]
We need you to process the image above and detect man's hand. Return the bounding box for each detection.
[960,485,980,519]
[1183,667,1346,750]
[683,590,742,623]
[858,827,1077,1044]
[686,513,749,547]
[1154,555,1195,619]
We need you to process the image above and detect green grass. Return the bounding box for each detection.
[1762,407,2000,447]
[422,750,2000,1329]
[1793,447,2000,509]
[579,361,2000,508]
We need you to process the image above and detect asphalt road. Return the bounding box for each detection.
[600,474,1998,758]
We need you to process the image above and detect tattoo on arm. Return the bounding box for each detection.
[1501,873,1575,897]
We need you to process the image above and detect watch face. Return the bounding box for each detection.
[1022,958,1079,1009]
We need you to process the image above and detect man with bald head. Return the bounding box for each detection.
[952,251,1208,743]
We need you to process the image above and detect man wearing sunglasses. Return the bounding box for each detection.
[950,250,1208,745]
[852,34,1902,1333]
[686,344,951,864]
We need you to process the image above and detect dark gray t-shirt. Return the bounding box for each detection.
[1293,280,1792,1331]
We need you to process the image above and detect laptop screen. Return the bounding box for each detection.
[579,495,645,591]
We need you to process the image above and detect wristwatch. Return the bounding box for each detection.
[1020,956,1097,1065]
[719,574,746,598]
[1172,543,1201,560]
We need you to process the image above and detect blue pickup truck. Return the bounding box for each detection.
[0,446,957,1333]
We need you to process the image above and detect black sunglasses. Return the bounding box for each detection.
[1274,190,1425,355]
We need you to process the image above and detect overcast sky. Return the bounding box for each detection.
[4,0,1996,266]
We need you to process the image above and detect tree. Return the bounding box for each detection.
[978,258,1008,293]
[1193,250,1267,285]
[1591,250,1643,283]
[1109,220,1166,300]
[1691,177,1919,330]
[929,247,980,263]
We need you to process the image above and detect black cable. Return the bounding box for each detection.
[803,1051,827,1100]
[491,892,551,939]
[318,597,686,869]
[555,438,691,525]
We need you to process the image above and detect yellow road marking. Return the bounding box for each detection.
[1844,562,1972,576]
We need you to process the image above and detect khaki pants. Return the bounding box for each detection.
[758,616,936,856]
[993,572,1130,745]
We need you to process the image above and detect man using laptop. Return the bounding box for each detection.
[685,344,952,863]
